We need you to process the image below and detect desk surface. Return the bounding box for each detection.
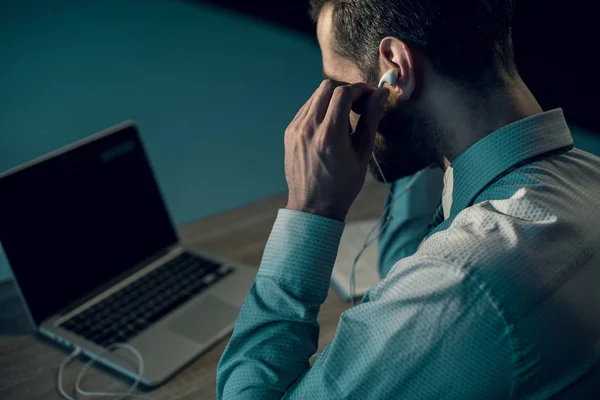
[0,179,386,400]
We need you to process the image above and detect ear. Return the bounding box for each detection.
[378,37,416,102]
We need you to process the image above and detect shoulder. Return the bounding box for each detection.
[419,175,562,271]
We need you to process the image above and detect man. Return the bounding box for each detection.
[217,0,600,398]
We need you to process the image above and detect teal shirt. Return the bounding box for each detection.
[377,166,443,278]
[217,109,600,399]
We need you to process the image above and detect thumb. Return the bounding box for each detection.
[353,88,389,164]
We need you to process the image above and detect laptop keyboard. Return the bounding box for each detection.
[59,251,234,347]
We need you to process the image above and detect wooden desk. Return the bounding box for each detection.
[0,179,386,400]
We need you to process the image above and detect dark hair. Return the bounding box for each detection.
[310,0,516,85]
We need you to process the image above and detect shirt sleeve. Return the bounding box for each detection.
[217,209,345,399]
[378,167,444,278]
[217,210,514,399]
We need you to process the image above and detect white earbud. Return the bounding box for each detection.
[377,69,398,89]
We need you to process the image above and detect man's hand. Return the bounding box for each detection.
[284,80,390,221]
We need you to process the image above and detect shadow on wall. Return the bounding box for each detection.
[571,127,600,157]
[0,247,7,284]
[0,0,323,225]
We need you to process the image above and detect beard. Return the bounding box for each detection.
[368,105,442,183]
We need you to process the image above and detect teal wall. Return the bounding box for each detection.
[0,0,323,282]
[571,126,600,157]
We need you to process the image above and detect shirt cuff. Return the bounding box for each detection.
[258,209,345,298]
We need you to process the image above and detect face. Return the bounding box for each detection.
[316,5,438,182]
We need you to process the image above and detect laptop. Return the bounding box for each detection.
[0,121,256,387]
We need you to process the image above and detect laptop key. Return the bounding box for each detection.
[146,297,186,324]
[218,266,235,276]
[202,273,218,285]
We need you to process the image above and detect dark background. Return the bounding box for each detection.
[194,0,600,133]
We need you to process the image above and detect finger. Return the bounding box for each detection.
[323,83,372,139]
[292,89,318,124]
[307,79,342,123]
[353,88,389,163]
[350,86,380,115]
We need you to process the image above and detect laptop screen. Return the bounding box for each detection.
[0,124,178,325]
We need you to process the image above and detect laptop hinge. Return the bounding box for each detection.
[53,244,180,319]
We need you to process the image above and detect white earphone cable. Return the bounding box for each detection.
[58,347,82,400]
[349,153,425,306]
[58,343,151,400]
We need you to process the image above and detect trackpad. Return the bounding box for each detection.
[168,296,239,344]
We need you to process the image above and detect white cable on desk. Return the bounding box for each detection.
[58,343,151,399]
[58,347,82,400]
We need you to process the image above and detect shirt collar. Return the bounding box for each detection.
[445,108,572,221]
